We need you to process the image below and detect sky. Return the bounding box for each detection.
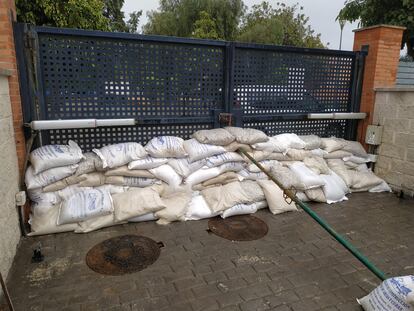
[123,0,359,51]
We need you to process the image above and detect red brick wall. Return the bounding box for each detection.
[353,25,405,146]
[0,0,25,176]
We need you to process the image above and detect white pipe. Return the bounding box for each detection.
[30,119,135,130]
[307,112,366,120]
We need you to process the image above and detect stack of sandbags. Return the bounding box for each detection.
[25,128,392,236]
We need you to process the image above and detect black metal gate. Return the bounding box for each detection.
[14,24,366,151]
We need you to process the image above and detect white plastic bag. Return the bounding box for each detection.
[273,133,306,150]
[184,195,220,220]
[128,156,168,170]
[358,276,414,311]
[145,136,187,158]
[183,139,226,162]
[288,162,326,190]
[149,164,182,189]
[320,172,348,204]
[192,128,235,146]
[168,158,206,177]
[30,140,83,174]
[252,137,287,153]
[185,166,221,188]
[57,189,113,225]
[25,164,78,190]
[93,142,147,168]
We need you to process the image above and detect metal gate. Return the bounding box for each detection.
[14,24,366,151]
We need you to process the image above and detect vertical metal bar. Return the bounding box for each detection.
[222,42,235,127]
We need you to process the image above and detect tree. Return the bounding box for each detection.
[143,0,246,40]
[16,0,142,33]
[337,0,414,57]
[238,2,325,48]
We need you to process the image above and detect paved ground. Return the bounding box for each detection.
[2,192,414,311]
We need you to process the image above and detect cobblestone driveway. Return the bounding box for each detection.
[4,193,414,311]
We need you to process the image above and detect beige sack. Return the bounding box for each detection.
[113,187,166,222]
[75,214,125,233]
[155,191,192,225]
[286,149,312,161]
[323,150,352,159]
[202,172,239,187]
[192,128,235,146]
[303,157,330,175]
[321,138,346,153]
[224,141,253,153]
[257,180,297,214]
[104,165,154,178]
[304,187,327,203]
[224,127,269,144]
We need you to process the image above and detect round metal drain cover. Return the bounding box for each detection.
[208,215,268,241]
[86,235,161,275]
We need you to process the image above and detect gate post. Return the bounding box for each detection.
[352,24,405,147]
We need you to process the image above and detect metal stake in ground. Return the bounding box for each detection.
[237,148,387,281]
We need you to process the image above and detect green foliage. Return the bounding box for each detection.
[192,11,220,39]
[143,0,246,40]
[238,2,324,48]
[338,0,414,56]
[16,0,141,33]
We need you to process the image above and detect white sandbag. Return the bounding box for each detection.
[323,150,352,159]
[299,135,322,150]
[369,181,392,193]
[184,195,219,220]
[252,137,287,153]
[31,201,55,217]
[310,148,329,157]
[155,191,192,225]
[168,158,206,177]
[343,155,371,164]
[105,176,160,187]
[205,152,244,168]
[320,173,348,204]
[77,172,106,187]
[28,204,78,236]
[303,157,330,175]
[113,187,166,222]
[247,160,280,173]
[95,184,127,194]
[288,162,325,190]
[28,188,60,205]
[129,213,158,222]
[221,203,257,218]
[273,133,306,150]
[341,140,368,158]
[225,127,269,144]
[224,141,253,153]
[29,140,83,174]
[128,156,168,170]
[321,137,346,153]
[304,187,326,203]
[269,165,304,190]
[183,139,226,162]
[351,171,383,191]
[25,164,78,190]
[93,142,147,168]
[104,165,154,178]
[357,275,414,311]
[257,180,297,214]
[149,165,182,189]
[42,174,85,192]
[202,172,239,187]
[145,136,187,158]
[57,189,113,225]
[75,214,125,233]
[202,180,265,213]
[192,128,235,146]
[327,159,355,187]
[57,184,93,201]
[75,152,104,175]
[286,149,312,161]
[238,169,268,180]
[296,191,310,202]
[185,166,221,188]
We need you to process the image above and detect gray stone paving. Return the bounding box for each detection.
[2,192,414,311]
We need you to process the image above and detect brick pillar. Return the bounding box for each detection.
[353,24,405,146]
[0,0,26,177]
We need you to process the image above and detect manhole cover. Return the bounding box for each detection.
[86,235,161,275]
[208,215,268,241]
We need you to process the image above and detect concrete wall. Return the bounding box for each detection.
[374,88,414,197]
[0,70,20,280]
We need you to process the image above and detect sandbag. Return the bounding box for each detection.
[303,157,330,175]
[149,164,182,189]
[202,172,239,187]
[299,135,322,150]
[257,180,297,214]
[129,213,158,222]
[320,172,348,204]
[343,155,371,164]
[95,184,127,194]
[42,175,83,193]
[224,141,253,153]
[304,187,326,203]
[238,169,268,180]
[105,176,160,187]
[202,180,265,213]
[185,162,244,188]
[104,165,154,178]
[341,140,368,158]
[57,189,113,225]
[31,201,55,217]
[358,276,414,311]
[224,127,269,144]
[75,214,125,233]
[288,162,326,189]
[93,142,147,168]
[369,181,392,193]
[273,133,306,150]
[185,195,219,220]
[28,188,60,205]
[286,149,313,161]
[269,165,304,190]
[183,139,226,162]
[205,152,244,168]
[75,152,104,175]
[310,148,328,157]
[221,201,267,219]
[247,160,280,173]
[323,150,352,159]
[192,128,235,146]
[145,136,187,158]
[29,140,83,174]
[351,171,383,191]
[296,191,310,202]
[168,158,206,177]
[113,187,166,222]
[128,156,168,170]
[327,159,355,187]
[25,164,78,190]
[57,185,93,201]
[321,137,346,153]
[28,204,78,236]
[155,191,192,225]
[252,137,287,153]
